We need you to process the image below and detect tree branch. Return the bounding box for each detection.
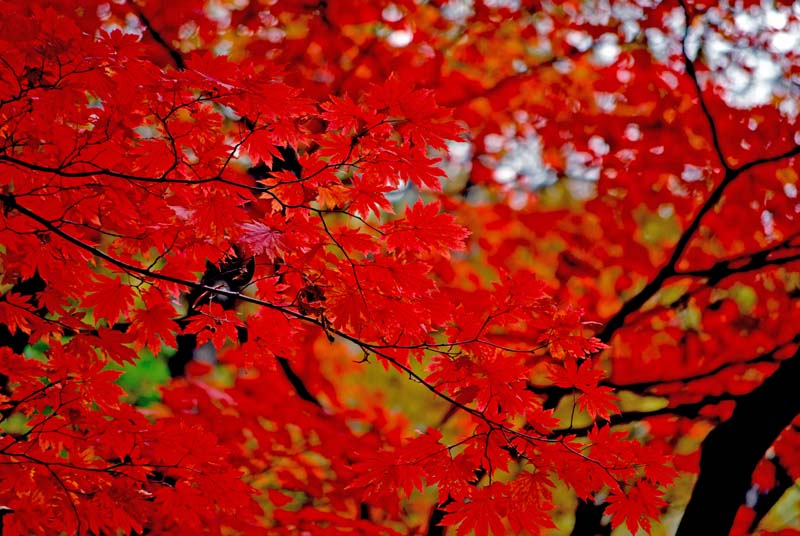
[275,355,322,407]
[597,2,799,344]
[607,334,800,394]
[676,252,800,281]
[135,8,186,71]
[677,0,728,171]
[3,193,607,471]
[596,172,737,344]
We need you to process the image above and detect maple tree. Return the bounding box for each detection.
[1,0,799,535]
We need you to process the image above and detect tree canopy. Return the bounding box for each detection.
[1,1,799,535]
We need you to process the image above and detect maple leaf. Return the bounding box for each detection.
[605,480,667,535]
[425,452,475,501]
[3,1,797,534]
[73,364,125,412]
[507,470,558,533]
[0,347,46,381]
[328,226,381,254]
[550,359,619,419]
[81,275,137,324]
[0,292,38,334]
[237,221,282,259]
[320,94,381,135]
[395,88,462,151]
[348,448,428,500]
[576,385,620,420]
[385,201,470,257]
[184,304,243,348]
[441,484,509,536]
[371,147,448,191]
[131,302,179,353]
[343,175,395,218]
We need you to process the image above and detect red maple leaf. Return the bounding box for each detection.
[385,201,470,256]
[605,480,667,534]
[81,275,137,324]
[441,484,509,536]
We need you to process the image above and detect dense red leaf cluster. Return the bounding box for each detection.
[1,1,799,535]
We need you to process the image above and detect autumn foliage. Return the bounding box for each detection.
[1,1,799,535]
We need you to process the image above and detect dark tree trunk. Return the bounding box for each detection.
[676,351,800,536]
[571,500,610,536]
[749,458,794,532]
